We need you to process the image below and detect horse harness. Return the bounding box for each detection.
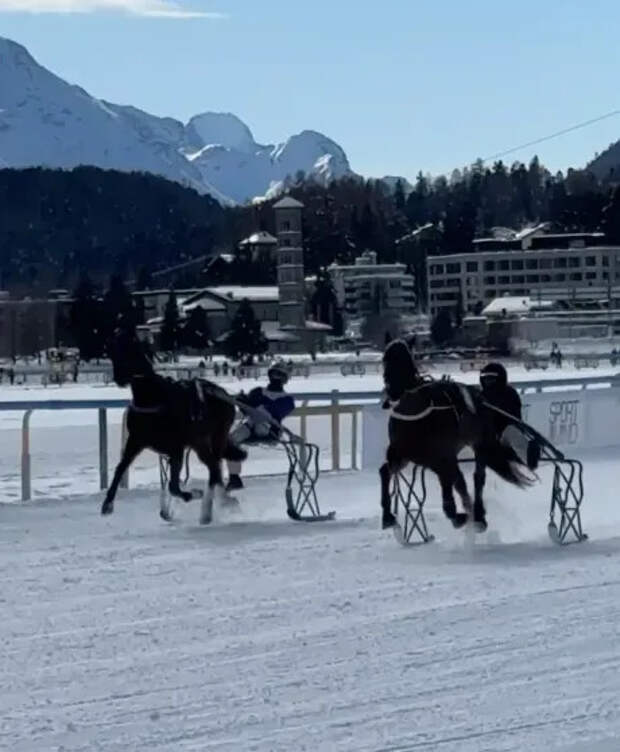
[128,374,228,420]
[388,379,478,426]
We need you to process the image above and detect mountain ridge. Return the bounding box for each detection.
[0,36,354,205]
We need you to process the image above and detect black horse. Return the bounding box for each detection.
[101,326,246,524]
[379,340,532,532]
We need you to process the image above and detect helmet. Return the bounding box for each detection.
[480,362,508,389]
[267,360,290,384]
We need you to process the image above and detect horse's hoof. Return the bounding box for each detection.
[382,512,396,529]
[180,492,193,503]
[474,519,488,533]
[452,513,468,529]
[160,509,173,522]
[221,494,239,507]
[101,502,113,516]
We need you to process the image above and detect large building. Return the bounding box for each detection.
[328,251,416,319]
[0,290,73,358]
[427,228,620,317]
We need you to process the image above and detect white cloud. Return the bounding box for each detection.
[0,0,226,17]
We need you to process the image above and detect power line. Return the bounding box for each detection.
[481,108,620,164]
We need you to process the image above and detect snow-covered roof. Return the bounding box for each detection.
[206,286,279,302]
[239,231,278,246]
[273,196,304,209]
[183,298,226,313]
[482,295,554,317]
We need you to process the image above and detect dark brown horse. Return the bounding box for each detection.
[379,340,532,532]
[101,326,246,524]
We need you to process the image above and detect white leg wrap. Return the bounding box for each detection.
[200,483,214,525]
[227,460,242,475]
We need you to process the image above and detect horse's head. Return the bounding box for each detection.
[107,323,154,387]
[382,338,420,401]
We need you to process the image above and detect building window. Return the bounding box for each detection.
[539,258,552,269]
[512,275,525,284]
[446,262,460,274]
[525,259,538,270]
[466,261,478,272]
[554,274,566,282]
[526,274,540,283]
[569,273,582,281]
[586,256,596,267]
[586,272,596,280]
[281,220,291,231]
[499,260,509,271]
[484,275,496,284]
[498,275,509,284]
[554,258,567,268]
[568,256,580,268]
[484,261,495,271]
[511,259,524,270]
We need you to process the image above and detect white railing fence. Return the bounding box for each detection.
[4,374,620,502]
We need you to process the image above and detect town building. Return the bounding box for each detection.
[0,289,73,358]
[237,231,278,262]
[328,251,416,319]
[143,197,331,355]
[427,227,620,317]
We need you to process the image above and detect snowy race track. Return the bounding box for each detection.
[3,451,620,751]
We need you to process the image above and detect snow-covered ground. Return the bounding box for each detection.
[2,365,620,749]
[3,449,620,751]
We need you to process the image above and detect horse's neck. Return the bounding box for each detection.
[130,373,164,408]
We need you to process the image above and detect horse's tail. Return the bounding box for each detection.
[223,441,248,463]
[478,440,534,488]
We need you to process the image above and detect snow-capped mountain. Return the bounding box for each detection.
[0,37,354,205]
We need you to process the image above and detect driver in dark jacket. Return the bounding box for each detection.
[479,362,540,470]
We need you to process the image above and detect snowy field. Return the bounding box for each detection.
[3,366,620,750]
[3,452,620,751]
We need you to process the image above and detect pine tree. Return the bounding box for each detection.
[182,305,211,350]
[102,274,134,340]
[70,274,105,361]
[430,309,453,345]
[394,179,406,212]
[223,299,267,361]
[310,267,338,326]
[160,289,181,352]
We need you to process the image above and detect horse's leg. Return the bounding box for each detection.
[437,461,468,529]
[472,451,488,532]
[379,460,396,529]
[453,466,473,515]
[101,435,142,515]
[168,449,193,503]
[191,441,234,525]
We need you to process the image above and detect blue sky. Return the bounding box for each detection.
[2,0,620,182]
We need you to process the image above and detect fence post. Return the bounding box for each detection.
[21,409,33,502]
[331,390,340,471]
[300,400,308,443]
[351,408,358,470]
[98,408,108,490]
[120,407,129,489]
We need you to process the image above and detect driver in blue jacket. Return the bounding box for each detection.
[226,361,295,490]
